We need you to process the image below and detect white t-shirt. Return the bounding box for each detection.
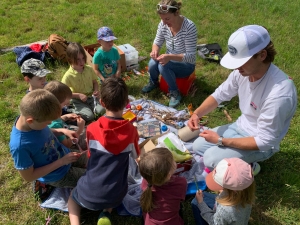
[211,63,297,152]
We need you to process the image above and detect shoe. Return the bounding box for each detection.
[169,90,182,108]
[141,80,158,93]
[97,211,112,225]
[251,162,261,176]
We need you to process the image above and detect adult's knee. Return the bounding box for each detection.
[203,148,222,170]
[148,58,158,70]
[192,137,207,156]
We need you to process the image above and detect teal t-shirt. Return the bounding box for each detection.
[93,47,120,78]
[48,118,68,142]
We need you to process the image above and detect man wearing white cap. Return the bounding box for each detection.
[188,25,297,174]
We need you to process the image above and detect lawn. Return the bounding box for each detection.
[0,0,299,224]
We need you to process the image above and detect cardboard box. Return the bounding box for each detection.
[83,43,126,72]
[138,133,192,175]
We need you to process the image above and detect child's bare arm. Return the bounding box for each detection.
[18,152,81,182]
[93,63,105,81]
[92,79,100,98]
[115,60,121,78]
[76,117,85,135]
[51,128,78,140]
[72,92,87,102]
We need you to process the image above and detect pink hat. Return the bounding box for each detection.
[220,25,270,69]
[205,158,254,191]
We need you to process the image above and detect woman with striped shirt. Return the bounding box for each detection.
[142,0,197,108]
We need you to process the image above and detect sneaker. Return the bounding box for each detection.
[251,162,261,176]
[97,211,112,225]
[141,80,158,93]
[169,90,182,108]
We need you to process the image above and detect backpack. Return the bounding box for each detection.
[197,43,223,63]
[47,34,69,63]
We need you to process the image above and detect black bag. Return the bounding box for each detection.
[197,43,223,63]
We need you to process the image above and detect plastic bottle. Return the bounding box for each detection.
[161,125,169,133]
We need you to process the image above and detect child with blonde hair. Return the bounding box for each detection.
[191,158,255,225]
[139,147,187,225]
[62,42,105,123]
[44,81,86,150]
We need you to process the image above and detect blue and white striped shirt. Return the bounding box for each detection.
[154,16,197,64]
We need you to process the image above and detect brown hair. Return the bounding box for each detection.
[100,77,128,112]
[19,89,61,122]
[217,181,256,207]
[138,148,175,212]
[157,0,182,14]
[66,42,87,65]
[253,41,277,63]
[44,81,72,104]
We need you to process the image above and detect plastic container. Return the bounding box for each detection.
[117,44,139,69]
[186,180,207,195]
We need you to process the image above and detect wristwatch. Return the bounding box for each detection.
[217,136,224,147]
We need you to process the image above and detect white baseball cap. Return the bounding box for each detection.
[220,25,271,69]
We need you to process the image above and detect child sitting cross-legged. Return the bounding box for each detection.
[139,147,187,225]
[68,77,140,225]
[191,158,255,225]
[44,80,86,150]
[61,42,105,123]
[9,89,86,188]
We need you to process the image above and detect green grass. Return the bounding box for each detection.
[1,0,300,224]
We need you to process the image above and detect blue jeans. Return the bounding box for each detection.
[191,192,217,225]
[193,122,275,170]
[148,58,195,91]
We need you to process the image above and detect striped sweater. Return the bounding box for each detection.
[154,16,197,64]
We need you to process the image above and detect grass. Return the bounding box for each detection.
[0,0,300,224]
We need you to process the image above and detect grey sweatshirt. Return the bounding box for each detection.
[197,191,252,225]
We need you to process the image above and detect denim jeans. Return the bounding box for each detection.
[191,192,217,225]
[193,122,275,170]
[148,58,195,91]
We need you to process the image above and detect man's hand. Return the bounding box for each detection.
[188,113,200,131]
[195,190,203,203]
[200,129,219,144]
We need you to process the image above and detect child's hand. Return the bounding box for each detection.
[79,93,87,102]
[76,116,85,134]
[195,190,204,203]
[60,152,81,165]
[62,113,78,121]
[92,91,100,99]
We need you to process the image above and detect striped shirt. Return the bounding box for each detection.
[154,16,197,64]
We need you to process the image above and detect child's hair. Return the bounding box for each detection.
[217,182,256,207]
[138,148,175,212]
[66,42,87,65]
[19,89,61,122]
[44,81,72,104]
[22,73,35,79]
[100,77,128,111]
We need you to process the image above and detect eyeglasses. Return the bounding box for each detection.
[156,4,178,13]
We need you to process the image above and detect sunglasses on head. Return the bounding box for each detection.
[156,4,178,12]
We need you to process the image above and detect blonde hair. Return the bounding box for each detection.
[138,148,175,212]
[217,181,256,207]
[19,89,61,122]
[44,81,72,104]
